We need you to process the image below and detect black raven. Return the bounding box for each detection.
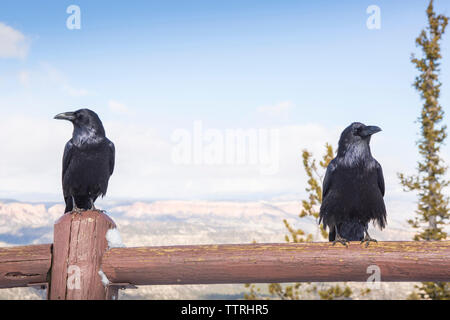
[319,122,386,247]
[54,109,115,213]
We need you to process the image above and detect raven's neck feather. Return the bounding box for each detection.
[72,127,106,146]
[337,142,373,167]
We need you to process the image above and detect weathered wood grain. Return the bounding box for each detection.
[101,241,450,285]
[49,210,117,300]
[0,244,52,289]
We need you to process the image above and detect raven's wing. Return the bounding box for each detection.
[62,140,74,212]
[319,158,337,226]
[62,140,74,190]
[322,159,336,199]
[108,140,115,176]
[376,160,385,197]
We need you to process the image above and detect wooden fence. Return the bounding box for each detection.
[0,210,449,299]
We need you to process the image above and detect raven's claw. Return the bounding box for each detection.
[361,233,378,248]
[333,234,349,248]
[72,207,86,215]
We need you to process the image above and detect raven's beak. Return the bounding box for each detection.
[54,112,76,121]
[360,125,382,137]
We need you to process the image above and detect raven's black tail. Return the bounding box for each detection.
[328,222,366,241]
[338,221,365,241]
[64,195,93,213]
[64,196,73,213]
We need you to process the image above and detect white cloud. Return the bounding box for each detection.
[18,70,30,86]
[0,116,335,200]
[41,63,89,97]
[0,22,29,59]
[108,100,131,114]
[62,84,89,97]
[0,116,172,201]
[0,114,418,207]
[257,101,294,118]
[0,116,69,196]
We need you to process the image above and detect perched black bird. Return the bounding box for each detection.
[54,109,115,213]
[319,122,386,247]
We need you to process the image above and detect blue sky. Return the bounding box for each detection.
[1,0,450,204]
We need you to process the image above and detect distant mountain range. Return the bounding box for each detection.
[0,199,425,299]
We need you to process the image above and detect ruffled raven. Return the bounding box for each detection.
[55,109,115,213]
[319,122,386,247]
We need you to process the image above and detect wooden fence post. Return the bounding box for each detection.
[49,210,118,300]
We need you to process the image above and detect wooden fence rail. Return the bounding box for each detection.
[0,244,52,289]
[0,210,449,299]
[101,241,450,285]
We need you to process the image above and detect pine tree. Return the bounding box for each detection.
[398,0,449,300]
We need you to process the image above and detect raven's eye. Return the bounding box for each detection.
[353,127,362,136]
